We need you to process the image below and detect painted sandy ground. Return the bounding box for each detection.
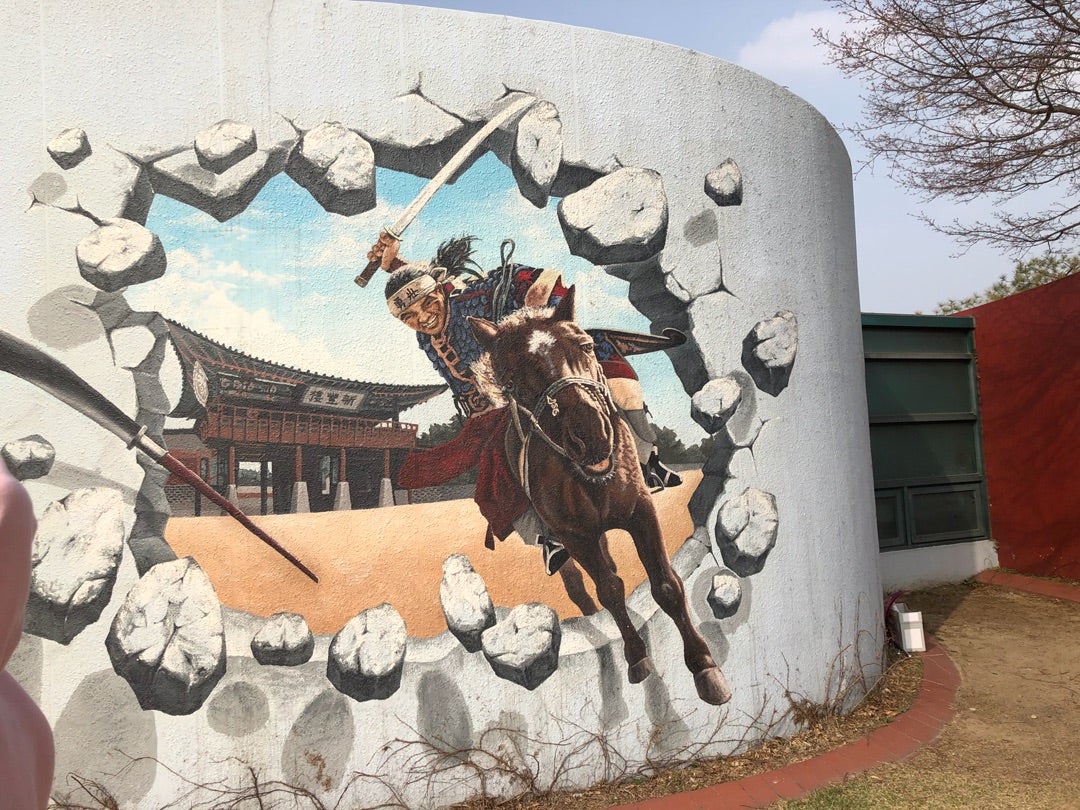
[166,470,702,636]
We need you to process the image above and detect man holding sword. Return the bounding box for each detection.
[367,230,683,578]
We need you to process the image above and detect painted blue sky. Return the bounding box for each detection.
[130,154,692,438]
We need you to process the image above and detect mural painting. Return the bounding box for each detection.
[0,3,883,806]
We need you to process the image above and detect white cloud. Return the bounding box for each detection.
[737,9,846,78]
[166,248,299,286]
[128,270,444,391]
[292,203,416,269]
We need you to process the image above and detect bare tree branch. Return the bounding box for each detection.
[818,0,1080,253]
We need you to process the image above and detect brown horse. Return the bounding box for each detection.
[468,288,731,705]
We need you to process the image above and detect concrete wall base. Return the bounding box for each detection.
[879,539,999,591]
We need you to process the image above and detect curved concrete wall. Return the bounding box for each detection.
[0,2,883,806]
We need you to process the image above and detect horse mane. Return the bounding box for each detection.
[469,304,556,407]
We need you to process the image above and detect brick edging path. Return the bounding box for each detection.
[974,569,1080,603]
[614,637,960,810]
[615,571,1080,809]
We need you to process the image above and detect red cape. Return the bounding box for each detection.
[397,408,529,544]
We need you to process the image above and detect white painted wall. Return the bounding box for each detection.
[1,2,883,806]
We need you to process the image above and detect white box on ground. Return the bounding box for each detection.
[889,602,926,653]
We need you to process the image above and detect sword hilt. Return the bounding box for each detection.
[354,258,381,287]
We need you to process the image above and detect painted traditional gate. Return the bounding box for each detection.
[862,313,991,550]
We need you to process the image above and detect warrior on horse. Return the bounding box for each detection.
[368,231,685,581]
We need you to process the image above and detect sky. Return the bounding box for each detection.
[130,0,1027,442]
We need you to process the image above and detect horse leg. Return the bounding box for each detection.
[558,558,599,616]
[564,535,653,683]
[626,503,732,705]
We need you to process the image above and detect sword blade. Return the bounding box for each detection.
[388,94,536,238]
[0,328,142,446]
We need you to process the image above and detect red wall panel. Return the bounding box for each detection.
[959,273,1080,578]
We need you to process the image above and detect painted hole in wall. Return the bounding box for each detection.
[17,98,800,717]
[124,153,713,639]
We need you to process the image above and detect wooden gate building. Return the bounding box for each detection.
[163,320,446,515]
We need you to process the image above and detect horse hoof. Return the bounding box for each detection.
[628,657,655,684]
[694,667,732,705]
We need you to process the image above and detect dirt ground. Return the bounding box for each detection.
[466,579,1080,810]
[777,581,1080,810]
[165,471,700,635]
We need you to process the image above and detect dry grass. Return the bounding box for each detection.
[776,581,1080,810]
[453,647,922,810]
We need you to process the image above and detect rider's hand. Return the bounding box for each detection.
[368,231,404,271]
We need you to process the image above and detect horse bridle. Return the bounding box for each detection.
[508,374,619,497]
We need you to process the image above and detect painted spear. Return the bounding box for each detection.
[0,328,319,583]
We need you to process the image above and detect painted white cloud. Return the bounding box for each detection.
[167,248,299,286]
[737,9,846,78]
[128,270,445,390]
[292,202,425,269]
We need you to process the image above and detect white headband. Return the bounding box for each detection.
[387,275,439,318]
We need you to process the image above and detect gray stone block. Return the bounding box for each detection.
[148,147,283,222]
[512,100,562,208]
[1,434,55,480]
[705,158,743,206]
[327,603,406,702]
[481,603,561,690]
[24,488,125,644]
[47,128,92,169]
[558,167,668,264]
[106,557,227,715]
[715,488,779,577]
[707,568,743,619]
[76,219,166,292]
[742,311,798,397]
[251,612,315,666]
[285,122,376,216]
[52,146,153,223]
[691,377,743,434]
[194,120,258,174]
[439,553,495,653]
[126,533,178,577]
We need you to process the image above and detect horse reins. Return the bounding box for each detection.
[508,375,618,498]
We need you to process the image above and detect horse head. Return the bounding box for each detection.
[469,287,616,477]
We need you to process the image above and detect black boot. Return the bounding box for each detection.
[642,450,682,489]
[541,535,570,576]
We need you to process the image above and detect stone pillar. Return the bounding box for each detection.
[291,446,309,513]
[291,482,310,514]
[333,446,350,510]
[378,449,394,507]
[225,445,240,509]
[378,478,394,508]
